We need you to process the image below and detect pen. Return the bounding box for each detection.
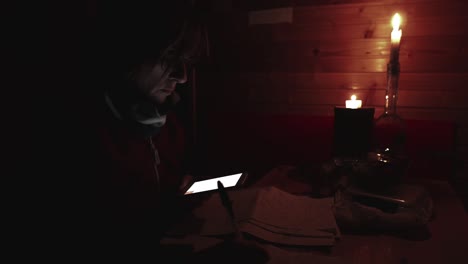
[217,180,243,240]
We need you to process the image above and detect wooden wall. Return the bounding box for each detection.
[196,0,468,184]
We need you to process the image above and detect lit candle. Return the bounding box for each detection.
[345,95,362,109]
[390,13,402,63]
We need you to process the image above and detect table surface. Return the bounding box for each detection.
[251,165,468,264]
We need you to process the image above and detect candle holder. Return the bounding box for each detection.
[346,12,412,198]
[377,13,405,156]
[333,106,375,159]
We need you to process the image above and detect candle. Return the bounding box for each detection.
[345,95,362,109]
[390,13,402,63]
[333,106,375,158]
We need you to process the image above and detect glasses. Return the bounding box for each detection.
[159,43,200,73]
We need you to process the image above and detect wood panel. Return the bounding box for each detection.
[202,72,468,112]
[282,104,468,120]
[223,52,468,73]
[201,103,468,155]
[218,37,468,73]
[237,36,468,57]
[294,0,463,6]
[266,18,468,41]
[287,90,468,108]
[239,0,467,11]
[201,98,468,122]
[280,72,468,91]
[197,0,468,182]
[294,2,468,23]
[212,72,468,91]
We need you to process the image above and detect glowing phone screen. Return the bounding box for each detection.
[184,173,243,195]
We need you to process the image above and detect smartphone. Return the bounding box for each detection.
[182,172,248,195]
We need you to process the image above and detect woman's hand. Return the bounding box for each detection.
[177,174,207,210]
[179,174,194,193]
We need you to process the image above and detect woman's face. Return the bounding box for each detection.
[133,25,202,105]
[134,58,188,105]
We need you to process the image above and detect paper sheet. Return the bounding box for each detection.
[252,187,339,236]
[248,218,335,238]
[241,222,336,247]
[194,187,259,235]
[189,186,340,246]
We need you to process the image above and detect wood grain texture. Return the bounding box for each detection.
[294,2,468,23]
[220,54,468,73]
[266,17,468,41]
[207,72,468,91]
[215,37,468,73]
[233,36,468,57]
[197,0,468,182]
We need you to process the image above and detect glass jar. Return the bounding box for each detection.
[373,62,407,157]
[365,62,409,191]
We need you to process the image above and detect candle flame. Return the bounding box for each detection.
[390,13,402,47]
[346,94,362,108]
[392,13,401,30]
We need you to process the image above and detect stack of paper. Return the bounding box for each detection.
[192,186,340,247]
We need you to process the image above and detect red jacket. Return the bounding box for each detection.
[86,99,191,241]
[95,112,187,209]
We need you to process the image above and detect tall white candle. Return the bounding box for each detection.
[390,13,402,63]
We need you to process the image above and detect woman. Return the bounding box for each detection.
[78,1,268,262]
[80,0,208,246]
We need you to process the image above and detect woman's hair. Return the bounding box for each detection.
[85,0,209,89]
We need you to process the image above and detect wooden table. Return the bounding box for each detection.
[252,165,468,264]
